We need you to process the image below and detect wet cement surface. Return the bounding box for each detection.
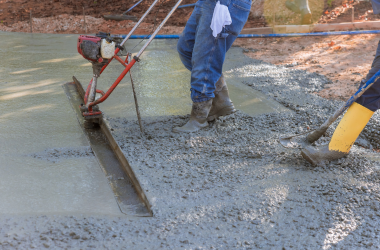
[105,46,380,249]
[79,38,289,119]
[2,31,380,249]
[0,32,122,215]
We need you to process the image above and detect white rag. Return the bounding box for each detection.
[210,1,232,38]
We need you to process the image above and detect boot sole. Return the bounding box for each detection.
[172,122,208,133]
[207,106,236,122]
[300,149,319,166]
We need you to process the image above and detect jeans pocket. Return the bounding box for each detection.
[232,0,251,12]
[225,0,251,36]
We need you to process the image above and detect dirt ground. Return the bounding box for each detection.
[0,0,379,102]
[0,0,378,29]
[235,33,380,101]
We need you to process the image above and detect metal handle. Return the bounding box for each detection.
[120,0,161,47]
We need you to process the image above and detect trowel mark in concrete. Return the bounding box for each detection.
[29,146,94,163]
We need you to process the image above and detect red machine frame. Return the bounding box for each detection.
[79,0,183,119]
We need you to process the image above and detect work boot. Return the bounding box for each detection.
[207,75,236,122]
[285,0,312,24]
[301,102,373,165]
[173,99,213,133]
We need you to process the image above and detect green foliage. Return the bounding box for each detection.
[327,0,334,7]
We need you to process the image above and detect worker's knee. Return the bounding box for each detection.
[177,35,193,71]
[176,35,186,56]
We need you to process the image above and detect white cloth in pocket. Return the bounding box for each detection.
[210,1,232,38]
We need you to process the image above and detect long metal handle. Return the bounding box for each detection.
[135,0,184,58]
[306,70,380,143]
[120,0,161,47]
[123,0,144,15]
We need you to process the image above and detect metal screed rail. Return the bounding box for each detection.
[76,0,183,126]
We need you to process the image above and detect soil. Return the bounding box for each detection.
[234,33,380,101]
[0,0,379,98]
[0,0,379,34]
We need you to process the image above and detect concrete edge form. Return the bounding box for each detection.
[70,79,153,216]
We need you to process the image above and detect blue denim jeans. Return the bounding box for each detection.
[177,0,251,102]
[356,40,380,111]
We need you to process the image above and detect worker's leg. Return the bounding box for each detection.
[301,102,374,165]
[177,3,201,71]
[189,0,251,103]
[355,40,380,112]
[301,40,380,165]
[174,0,251,133]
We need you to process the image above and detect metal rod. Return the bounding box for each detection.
[352,7,354,23]
[129,71,144,133]
[136,0,183,58]
[120,0,161,47]
[123,0,144,15]
[89,59,137,108]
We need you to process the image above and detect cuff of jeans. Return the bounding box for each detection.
[191,88,213,102]
[192,96,212,103]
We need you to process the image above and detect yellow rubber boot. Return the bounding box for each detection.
[301,102,374,165]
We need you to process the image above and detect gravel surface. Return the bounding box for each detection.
[2,55,380,249]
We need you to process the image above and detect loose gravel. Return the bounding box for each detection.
[2,54,380,249]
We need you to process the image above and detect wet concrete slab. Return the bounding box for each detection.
[0,31,287,216]
[0,32,122,215]
[91,39,289,119]
[2,32,380,250]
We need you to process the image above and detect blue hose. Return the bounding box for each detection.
[112,29,380,39]
[123,0,144,15]
[177,3,196,8]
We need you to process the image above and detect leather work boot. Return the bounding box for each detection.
[301,102,374,166]
[285,0,312,24]
[207,75,236,122]
[173,99,213,133]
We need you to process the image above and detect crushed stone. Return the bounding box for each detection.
[2,54,380,249]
